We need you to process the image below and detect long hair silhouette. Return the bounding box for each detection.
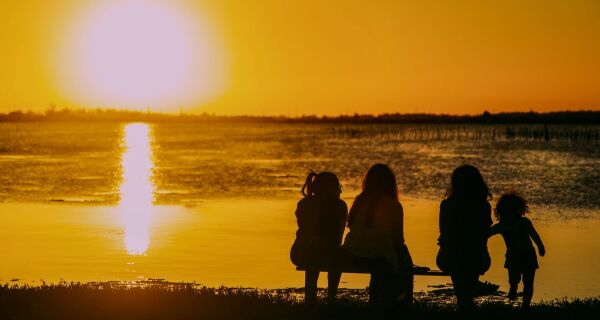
[348,163,398,227]
[445,164,491,201]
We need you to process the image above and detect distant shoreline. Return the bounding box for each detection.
[1,109,600,124]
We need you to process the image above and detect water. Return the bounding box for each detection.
[1,199,598,301]
[1,122,599,211]
[0,122,599,301]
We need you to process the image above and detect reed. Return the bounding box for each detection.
[1,281,598,319]
[330,124,600,142]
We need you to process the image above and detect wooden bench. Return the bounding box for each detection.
[296,265,447,276]
[296,265,447,303]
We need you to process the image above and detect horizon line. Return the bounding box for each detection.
[2,107,600,119]
[2,108,600,125]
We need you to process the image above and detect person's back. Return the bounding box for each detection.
[438,196,492,274]
[343,195,404,268]
[294,195,346,259]
[492,217,536,257]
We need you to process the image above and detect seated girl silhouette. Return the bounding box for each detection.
[342,164,413,305]
[490,192,545,308]
[290,171,347,304]
[437,164,492,312]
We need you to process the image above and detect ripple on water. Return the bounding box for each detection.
[1,122,599,216]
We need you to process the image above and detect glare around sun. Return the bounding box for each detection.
[57,0,227,111]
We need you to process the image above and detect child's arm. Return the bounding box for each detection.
[528,219,545,256]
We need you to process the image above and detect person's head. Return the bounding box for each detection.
[446,164,491,201]
[361,163,399,202]
[348,164,398,226]
[495,192,528,222]
[301,171,341,198]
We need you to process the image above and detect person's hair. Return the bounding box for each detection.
[445,164,491,201]
[494,192,529,222]
[301,171,341,197]
[348,164,398,227]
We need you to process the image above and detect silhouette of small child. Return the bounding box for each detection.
[290,171,347,304]
[489,192,545,308]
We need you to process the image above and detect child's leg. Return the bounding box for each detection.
[305,270,319,304]
[327,271,341,303]
[522,269,536,308]
[508,268,521,300]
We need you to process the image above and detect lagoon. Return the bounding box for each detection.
[0,122,599,301]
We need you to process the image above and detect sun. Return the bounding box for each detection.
[58,0,227,111]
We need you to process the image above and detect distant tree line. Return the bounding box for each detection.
[1,108,599,124]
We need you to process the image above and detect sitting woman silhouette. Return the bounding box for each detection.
[437,164,493,312]
[342,164,413,305]
[290,171,347,304]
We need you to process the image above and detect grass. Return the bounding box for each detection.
[1,281,598,319]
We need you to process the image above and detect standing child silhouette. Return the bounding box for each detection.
[490,192,545,308]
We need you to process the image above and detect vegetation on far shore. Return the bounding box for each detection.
[1,281,598,320]
[1,107,600,124]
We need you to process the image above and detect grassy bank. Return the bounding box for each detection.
[1,281,598,319]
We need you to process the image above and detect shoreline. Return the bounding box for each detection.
[0,277,568,305]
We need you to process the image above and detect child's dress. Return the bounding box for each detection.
[490,217,539,271]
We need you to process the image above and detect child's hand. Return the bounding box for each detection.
[539,246,546,257]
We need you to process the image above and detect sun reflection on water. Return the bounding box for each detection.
[119,123,154,255]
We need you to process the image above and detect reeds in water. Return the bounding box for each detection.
[330,124,600,142]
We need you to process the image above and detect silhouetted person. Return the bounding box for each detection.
[342,164,413,305]
[437,165,492,313]
[290,171,347,304]
[490,192,545,308]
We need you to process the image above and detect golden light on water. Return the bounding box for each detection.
[119,123,154,254]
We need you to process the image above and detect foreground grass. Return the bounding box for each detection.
[1,281,598,319]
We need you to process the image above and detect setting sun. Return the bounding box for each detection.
[56,0,227,111]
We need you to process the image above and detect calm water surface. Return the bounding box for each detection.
[0,200,598,301]
[0,122,599,300]
[1,122,599,210]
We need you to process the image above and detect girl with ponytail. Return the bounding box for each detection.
[291,170,347,304]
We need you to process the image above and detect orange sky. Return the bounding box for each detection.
[1,0,599,115]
